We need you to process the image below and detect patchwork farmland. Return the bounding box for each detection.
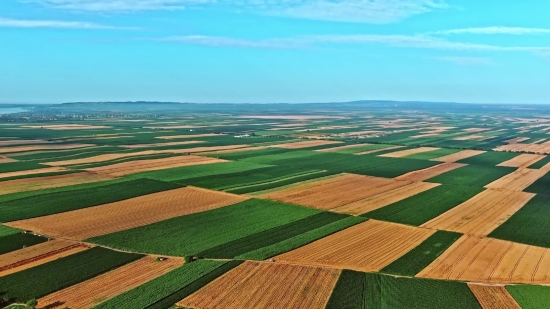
[3,101,550,308]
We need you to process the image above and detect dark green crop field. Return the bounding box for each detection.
[426,165,515,187]
[0,232,47,255]
[457,151,520,165]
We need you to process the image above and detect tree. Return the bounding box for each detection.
[26,299,37,309]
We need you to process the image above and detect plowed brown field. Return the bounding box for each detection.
[395,163,466,182]
[421,190,535,236]
[121,141,203,149]
[431,150,486,163]
[331,182,440,215]
[0,167,67,179]
[0,144,92,154]
[417,235,550,284]
[275,220,435,272]
[6,187,248,240]
[37,256,184,309]
[272,140,343,149]
[497,154,546,168]
[0,240,89,277]
[178,261,340,309]
[0,172,114,195]
[85,155,226,177]
[485,168,548,192]
[259,174,413,210]
[315,143,372,152]
[379,147,439,158]
[354,145,404,155]
[468,284,521,309]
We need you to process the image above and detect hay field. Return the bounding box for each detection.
[6,187,248,240]
[121,140,203,149]
[497,154,546,168]
[37,256,184,309]
[178,261,340,309]
[259,174,414,210]
[354,145,404,155]
[431,150,486,163]
[272,140,342,149]
[0,172,113,195]
[275,220,434,272]
[417,235,550,284]
[316,143,371,152]
[45,151,163,166]
[468,284,521,309]
[0,156,17,163]
[0,167,67,179]
[0,144,92,154]
[85,155,226,177]
[395,163,466,182]
[421,190,535,236]
[379,147,440,158]
[485,168,548,192]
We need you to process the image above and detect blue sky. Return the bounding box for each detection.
[1,0,550,104]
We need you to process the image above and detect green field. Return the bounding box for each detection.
[527,155,550,169]
[489,195,550,248]
[507,285,550,309]
[325,270,366,309]
[0,232,47,255]
[0,179,183,222]
[457,151,520,165]
[93,260,242,309]
[88,199,323,257]
[0,161,47,173]
[0,247,141,303]
[330,143,395,154]
[525,173,550,195]
[426,165,515,187]
[380,230,462,276]
[0,225,19,237]
[364,185,485,226]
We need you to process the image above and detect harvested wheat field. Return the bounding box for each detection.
[6,187,248,240]
[421,190,535,236]
[331,182,440,215]
[315,143,371,152]
[0,240,90,277]
[354,145,405,155]
[417,235,550,284]
[37,256,184,309]
[431,150,486,163]
[0,144,92,154]
[0,167,67,180]
[272,140,343,149]
[121,140,203,149]
[259,174,413,210]
[468,284,521,309]
[45,151,163,166]
[275,220,435,272]
[179,261,340,309]
[0,156,16,163]
[505,137,531,144]
[379,147,439,158]
[199,146,269,155]
[494,143,550,154]
[0,139,50,146]
[497,154,546,168]
[395,163,466,182]
[485,168,548,192]
[453,135,485,141]
[240,115,344,120]
[0,172,113,195]
[155,133,225,139]
[22,124,111,130]
[85,155,226,177]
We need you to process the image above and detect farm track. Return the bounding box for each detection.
[275,220,434,272]
[417,235,550,284]
[37,256,184,309]
[178,261,340,309]
[468,284,521,309]
[421,189,535,236]
[6,186,248,240]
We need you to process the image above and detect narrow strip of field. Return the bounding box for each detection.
[331,181,440,215]
[426,165,516,187]
[272,140,343,149]
[417,235,550,284]
[44,150,165,166]
[379,147,440,158]
[0,167,67,180]
[275,220,435,272]
[156,133,224,139]
[431,150,486,163]
[485,168,547,192]
[497,154,546,168]
[395,162,466,182]
[259,173,413,210]
[0,139,50,146]
[421,190,535,236]
[468,284,521,309]
[178,261,340,309]
[354,145,404,155]
[0,172,114,195]
[22,124,111,130]
[85,155,226,177]
[6,187,248,240]
[404,148,461,160]
[37,256,184,309]
[457,151,520,166]
[0,155,16,163]
[0,240,90,277]
[315,143,372,152]
[0,144,92,154]
[121,140,203,149]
